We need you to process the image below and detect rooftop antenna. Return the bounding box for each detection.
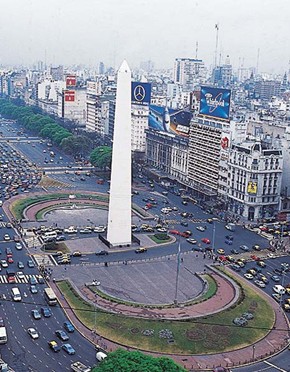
[195,41,198,59]
[256,48,260,75]
[214,23,219,68]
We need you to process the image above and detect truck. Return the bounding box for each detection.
[71,361,91,372]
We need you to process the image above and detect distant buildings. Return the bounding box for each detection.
[173,58,206,91]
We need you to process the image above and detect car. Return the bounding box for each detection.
[5,247,12,255]
[230,249,239,254]
[244,273,254,280]
[182,200,188,205]
[29,277,37,285]
[94,226,106,233]
[271,275,280,282]
[62,343,75,355]
[272,293,282,302]
[233,317,248,327]
[15,243,22,250]
[18,261,24,269]
[247,268,258,276]
[48,340,61,352]
[0,260,8,268]
[13,235,20,242]
[283,303,290,312]
[257,260,266,268]
[259,275,269,284]
[240,245,249,251]
[3,234,10,241]
[254,280,266,288]
[180,221,188,227]
[225,235,234,240]
[231,264,241,272]
[274,268,284,275]
[7,256,13,264]
[225,239,233,245]
[55,329,69,341]
[201,238,211,244]
[196,226,206,232]
[31,309,41,320]
[217,248,225,255]
[55,235,66,241]
[64,321,75,333]
[17,271,25,280]
[252,244,261,251]
[27,327,39,339]
[135,248,147,254]
[95,250,109,256]
[30,285,38,294]
[235,260,245,268]
[41,307,52,318]
[79,228,92,234]
[27,260,35,268]
[226,255,235,262]
[157,228,167,233]
[71,251,82,257]
[187,238,197,244]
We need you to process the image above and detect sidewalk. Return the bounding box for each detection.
[50,267,290,372]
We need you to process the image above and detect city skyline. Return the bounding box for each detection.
[0,0,289,74]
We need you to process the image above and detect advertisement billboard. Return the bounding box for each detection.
[247,181,258,195]
[199,86,231,121]
[131,82,151,106]
[149,105,192,137]
[64,90,75,102]
[66,75,76,88]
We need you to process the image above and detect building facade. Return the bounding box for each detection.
[227,140,283,221]
[173,58,205,91]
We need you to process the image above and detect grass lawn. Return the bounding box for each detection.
[58,274,275,354]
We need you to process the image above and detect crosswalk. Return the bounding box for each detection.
[0,222,9,228]
[33,254,54,267]
[163,218,207,225]
[0,274,43,284]
[24,236,42,248]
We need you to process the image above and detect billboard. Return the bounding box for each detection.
[131,82,151,106]
[247,181,258,195]
[64,90,75,102]
[149,105,192,137]
[66,75,76,88]
[199,86,231,121]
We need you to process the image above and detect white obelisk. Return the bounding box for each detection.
[107,60,132,246]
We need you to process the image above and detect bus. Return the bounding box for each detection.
[44,287,58,306]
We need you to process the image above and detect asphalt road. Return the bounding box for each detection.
[1,117,290,371]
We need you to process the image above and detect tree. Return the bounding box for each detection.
[61,135,92,156]
[92,349,186,372]
[90,145,112,170]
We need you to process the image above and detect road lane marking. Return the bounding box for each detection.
[264,361,288,372]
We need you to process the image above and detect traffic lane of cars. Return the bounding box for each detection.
[0,282,96,370]
[229,256,290,317]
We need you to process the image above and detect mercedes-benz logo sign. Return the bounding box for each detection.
[133,85,146,102]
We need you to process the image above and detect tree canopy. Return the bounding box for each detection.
[92,349,186,372]
[90,145,112,170]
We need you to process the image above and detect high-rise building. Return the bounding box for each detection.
[173,58,205,91]
[254,80,281,100]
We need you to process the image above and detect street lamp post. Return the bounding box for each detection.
[174,240,181,305]
[212,221,216,252]
[252,344,256,360]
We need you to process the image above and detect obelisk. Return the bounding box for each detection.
[107,60,132,246]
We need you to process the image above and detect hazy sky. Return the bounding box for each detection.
[0,0,289,74]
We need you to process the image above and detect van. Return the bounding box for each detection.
[11,287,22,301]
[273,285,285,295]
[96,351,107,361]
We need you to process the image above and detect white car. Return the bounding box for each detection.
[3,234,10,241]
[196,226,206,232]
[0,260,8,268]
[27,328,39,339]
[17,272,25,280]
[244,273,254,280]
[15,243,22,250]
[94,226,106,233]
[254,280,266,288]
[64,226,78,234]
